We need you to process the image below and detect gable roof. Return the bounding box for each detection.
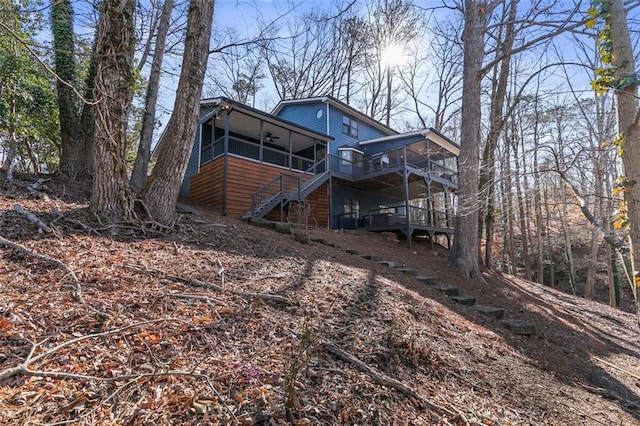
[272,95,398,137]
[359,128,460,156]
[200,97,332,141]
[152,97,332,160]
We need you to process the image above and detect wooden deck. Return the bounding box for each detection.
[189,155,329,227]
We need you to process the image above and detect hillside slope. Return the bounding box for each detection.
[1,176,639,425]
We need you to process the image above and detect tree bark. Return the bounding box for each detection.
[80,38,98,174]
[532,101,544,284]
[143,0,215,226]
[479,1,516,269]
[449,0,486,282]
[131,0,174,192]
[51,0,85,177]
[513,120,532,280]
[607,0,640,324]
[90,0,136,221]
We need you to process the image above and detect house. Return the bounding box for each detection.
[179,96,459,247]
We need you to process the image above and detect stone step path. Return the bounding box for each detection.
[370,256,535,336]
[303,240,535,336]
[472,304,505,319]
[449,294,476,306]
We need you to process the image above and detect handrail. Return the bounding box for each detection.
[249,155,330,217]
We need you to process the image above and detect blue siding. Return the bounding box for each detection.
[360,134,425,156]
[180,105,217,197]
[327,105,388,157]
[331,181,402,227]
[277,103,327,134]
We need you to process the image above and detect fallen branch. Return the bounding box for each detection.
[321,341,456,417]
[125,264,292,305]
[167,293,225,304]
[14,203,51,233]
[594,357,640,381]
[0,234,87,305]
[25,178,51,201]
[0,318,192,381]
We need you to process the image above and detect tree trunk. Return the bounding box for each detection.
[532,101,544,284]
[131,0,174,192]
[143,0,215,226]
[544,185,555,287]
[607,0,640,324]
[90,0,136,221]
[80,38,98,174]
[511,121,532,280]
[51,0,85,177]
[479,1,516,269]
[560,184,576,295]
[449,0,486,282]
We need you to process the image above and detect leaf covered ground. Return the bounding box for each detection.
[1,175,640,425]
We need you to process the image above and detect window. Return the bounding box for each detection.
[340,149,352,166]
[200,123,214,163]
[338,147,364,168]
[344,199,360,217]
[342,115,358,138]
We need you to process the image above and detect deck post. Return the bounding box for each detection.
[328,176,333,229]
[288,130,293,170]
[403,146,412,250]
[259,120,264,163]
[425,176,434,227]
[221,110,231,216]
[279,175,284,222]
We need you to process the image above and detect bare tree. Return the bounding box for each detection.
[605,0,640,323]
[360,0,423,125]
[131,0,175,192]
[399,21,462,131]
[207,30,266,105]
[448,0,490,281]
[264,11,337,99]
[143,0,215,226]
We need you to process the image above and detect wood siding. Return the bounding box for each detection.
[190,156,224,209]
[265,182,328,228]
[188,155,329,226]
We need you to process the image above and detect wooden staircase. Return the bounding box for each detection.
[243,158,330,220]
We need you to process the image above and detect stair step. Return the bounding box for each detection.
[310,238,326,244]
[345,249,359,255]
[361,254,383,261]
[378,260,398,268]
[415,275,437,285]
[449,294,475,305]
[472,305,505,319]
[429,284,459,296]
[500,319,536,335]
[394,267,419,276]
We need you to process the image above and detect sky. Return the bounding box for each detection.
[58,0,640,142]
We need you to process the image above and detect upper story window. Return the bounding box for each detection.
[342,115,358,138]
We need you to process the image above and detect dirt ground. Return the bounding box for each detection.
[1,175,640,425]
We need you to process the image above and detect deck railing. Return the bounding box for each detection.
[329,146,458,186]
[350,204,453,230]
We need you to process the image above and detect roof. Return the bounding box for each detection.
[272,95,398,137]
[359,128,460,156]
[151,97,332,160]
[200,97,332,141]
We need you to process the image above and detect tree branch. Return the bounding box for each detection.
[124,264,292,304]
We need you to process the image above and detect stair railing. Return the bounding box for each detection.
[251,174,284,217]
